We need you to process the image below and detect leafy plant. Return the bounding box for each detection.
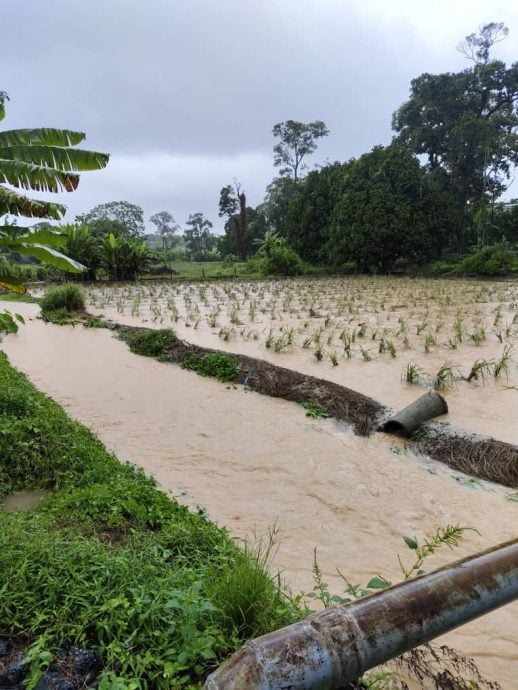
[123,328,176,359]
[300,401,329,419]
[432,363,458,391]
[403,362,427,384]
[181,352,240,382]
[40,283,85,312]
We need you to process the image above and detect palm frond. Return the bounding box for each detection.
[0,225,69,247]
[0,145,109,172]
[7,242,85,273]
[0,185,65,219]
[0,128,86,148]
[0,158,79,192]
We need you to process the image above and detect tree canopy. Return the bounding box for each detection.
[149,211,180,250]
[78,200,145,239]
[392,23,518,249]
[272,120,329,182]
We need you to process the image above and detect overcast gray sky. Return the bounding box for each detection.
[2,0,518,233]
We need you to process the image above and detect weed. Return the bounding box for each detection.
[40,284,85,313]
[181,352,240,382]
[123,329,176,359]
[300,402,329,419]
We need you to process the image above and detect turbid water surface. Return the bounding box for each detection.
[2,303,517,687]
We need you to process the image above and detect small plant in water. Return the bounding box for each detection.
[432,363,458,391]
[300,402,330,419]
[403,362,427,384]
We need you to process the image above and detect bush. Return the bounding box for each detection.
[181,351,240,382]
[449,242,514,276]
[257,232,303,276]
[40,283,85,312]
[124,328,177,359]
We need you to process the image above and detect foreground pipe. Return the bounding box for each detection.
[381,391,448,436]
[204,539,518,689]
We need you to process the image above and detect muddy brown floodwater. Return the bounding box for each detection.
[2,304,518,687]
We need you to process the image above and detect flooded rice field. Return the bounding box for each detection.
[84,277,518,444]
[2,292,518,687]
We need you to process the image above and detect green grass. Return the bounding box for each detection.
[180,352,240,382]
[0,352,298,688]
[123,328,177,359]
[166,261,257,281]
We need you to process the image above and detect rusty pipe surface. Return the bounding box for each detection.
[204,538,518,689]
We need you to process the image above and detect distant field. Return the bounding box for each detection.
[149,260,257,280]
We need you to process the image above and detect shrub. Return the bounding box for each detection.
[450,242,513,276]
[124,328,177,359]
[40,283,85,312]
[257,232,303,276]
[181,351,240,382]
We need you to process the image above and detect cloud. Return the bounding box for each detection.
[39,151,277,234]
[2,0,517,224]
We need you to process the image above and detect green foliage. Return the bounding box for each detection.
[149,211,180,250]
[325,146,455,271]
[272,120,329,182]
[284,162,346,263]
[256,231,303,276]
[181,352,240,382]
[299,402,330,419]
[102,232,152,281]
[184,213,215,257]
[78,201,145,240]
[0,92,109,224]
[40,283,85,312]
[449,241,514,275]
[0,353,298,687]
[392,32,518,250]
[45,472,180,530]
[0,308,24,334]
[124,328,177,359]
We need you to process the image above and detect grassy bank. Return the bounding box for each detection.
[0,352,298,689]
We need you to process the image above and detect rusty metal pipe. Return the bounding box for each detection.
[204,538,518,689]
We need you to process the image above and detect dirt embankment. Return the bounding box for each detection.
[118,327,518,490]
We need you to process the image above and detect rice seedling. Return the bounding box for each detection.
[424,333,437,353]
[313,344,324,361]
[470,326,486,345]
[328,351,339,366]
[360,346,373,361]
[467,358,494,383]
[432,363,458,391]
[453,313,464,343]
[493,344,513,380]
[403,363,427,385]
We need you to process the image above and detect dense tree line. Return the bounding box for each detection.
[240,23,518,274]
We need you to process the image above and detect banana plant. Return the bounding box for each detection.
[0,90,109,296]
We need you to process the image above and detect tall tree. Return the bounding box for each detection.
[149,211,180,250]
[393,23,518,250]
[325,145,456,271]
[457,22,509,64]
[218,181,248,260]
[183,212,214,256]
[272,120,329,182]
[78,201,145,239]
